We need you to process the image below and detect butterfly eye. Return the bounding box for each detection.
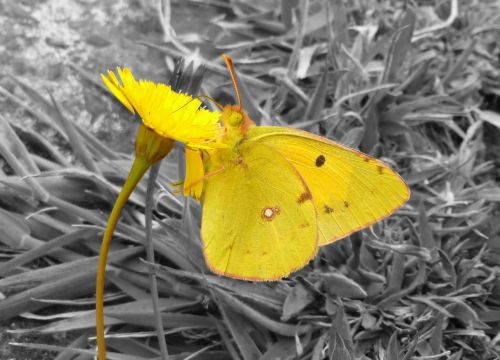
[228,112,243,126]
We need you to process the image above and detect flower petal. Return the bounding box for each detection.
[101,71,135,114]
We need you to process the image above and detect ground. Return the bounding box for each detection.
[1,0,500,359]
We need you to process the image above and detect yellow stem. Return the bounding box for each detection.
[96,156,150,360]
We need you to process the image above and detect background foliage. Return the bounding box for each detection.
[1,0,500,359]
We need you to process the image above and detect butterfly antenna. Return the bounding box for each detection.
[172,95,223,114]
[172,97,197,114]
[199,95,224,111]
[222,54,242,108]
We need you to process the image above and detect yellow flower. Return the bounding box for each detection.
[101,67,221,147]
[96,67,221,360]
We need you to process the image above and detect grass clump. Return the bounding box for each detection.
[1,0,500,359]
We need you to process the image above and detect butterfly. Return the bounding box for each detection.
[186,55,410,281]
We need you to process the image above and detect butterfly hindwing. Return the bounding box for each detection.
[247,126,410,246]
[201,141,318,280]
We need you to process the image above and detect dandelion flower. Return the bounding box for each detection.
[96,67,220,360]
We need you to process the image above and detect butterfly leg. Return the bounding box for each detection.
[178,166,225,195]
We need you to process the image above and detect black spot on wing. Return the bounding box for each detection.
[324,205,334,214]
[315,155,326,167]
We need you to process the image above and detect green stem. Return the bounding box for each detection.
[145,163,169,359]
[96,156,150,360]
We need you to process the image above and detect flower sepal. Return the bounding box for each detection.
[135,124,175,165]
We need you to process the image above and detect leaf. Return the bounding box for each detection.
[359,100,380,154]
[296,45,319,80]
[331,0,348,45]
[304,67,328,123]
[213,316,241,360]
[446,301,478,326]
[321,272,367,299]
[478,109,500,129]
[379,120,412,136]
[405,165,445,185]
[361,312,378,330]
[442,38,477,87]
[477,309,500,323]
[418,201,438,259]
[0,85,67,139]
[0,246,142,290]
[10,313,123,334]
[401,333,419,360]
[377,259,426,309]
[48,93,99,173]
[281,282,315,321]
[106,269,150,300]
[10,123,70,167]
[311,332,328,360]
[9,342,146,360]
[212,288,310,337]
[151,263,287,304]
[280,0,298,29]
[217,304,261,360]
[429,313,445,354]
[0,124,50,201]
[12,299,197,334]
[410,296,453,317]
[0,115,39,173]
[386,331,400,360]
[0,271,96,321]
[260,339,296,360]
[437,249,457,288]
[110,312,215,330]
[14,69,119,161]
[385,252,405,295]
[339,127,364,148]
[53,334,89,360]
[365,237,432,261]
[383,10,416,83]
[0,207,32,249]
[328,304,355,360]
[0,227,94,276]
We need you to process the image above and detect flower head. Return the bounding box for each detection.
[101,67,221,147]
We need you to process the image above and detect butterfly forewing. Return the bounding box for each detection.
[201,141,318,280]
[247,126,410,246]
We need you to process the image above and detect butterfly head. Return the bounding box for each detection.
[222,104,254,134]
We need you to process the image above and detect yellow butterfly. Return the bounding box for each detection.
[185,55,410,281]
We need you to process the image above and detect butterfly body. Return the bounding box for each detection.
[201,106,318,280]
[205,105,253,168]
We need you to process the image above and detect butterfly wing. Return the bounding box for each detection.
[247,126,410,246]
[201,141,318,281]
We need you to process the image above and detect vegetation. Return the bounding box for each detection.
[0,0,499,359]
